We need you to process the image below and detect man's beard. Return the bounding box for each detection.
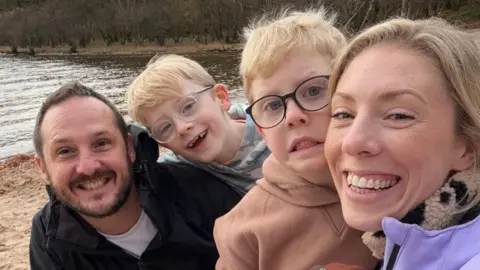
[48,159,134,219]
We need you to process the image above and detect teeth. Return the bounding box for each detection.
[78,178,109,191]
[357,177,367,188]
[352,175,359,186]
[367,179,374,188]
[347,173,399,190]
[188,131,207,148]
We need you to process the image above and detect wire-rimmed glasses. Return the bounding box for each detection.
[148,85,214,143]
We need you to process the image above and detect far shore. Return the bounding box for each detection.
[0,41,243,56]
[3,27,480,57]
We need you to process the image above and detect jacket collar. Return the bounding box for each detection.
[363,168,480,259]
[46,174,148,250]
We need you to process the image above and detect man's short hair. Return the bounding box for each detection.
[33,82,128,159]
[126,54,216,127]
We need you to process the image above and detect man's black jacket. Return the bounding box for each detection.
[29,125,242,270]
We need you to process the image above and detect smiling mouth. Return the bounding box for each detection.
[75,176,113,191]
[346,172,401,193]
[187,130,207,148]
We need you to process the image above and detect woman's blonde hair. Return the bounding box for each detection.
[328,17,480,212]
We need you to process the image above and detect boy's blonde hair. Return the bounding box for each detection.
[240,7,347,103]
[126,54,216,126]
[328,17,480,212]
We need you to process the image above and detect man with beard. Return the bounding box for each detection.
[29,82,241,270]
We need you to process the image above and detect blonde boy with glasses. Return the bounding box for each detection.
[213,8,377,270]
[126,54,269,196]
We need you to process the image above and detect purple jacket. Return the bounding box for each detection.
[381,216,480,269]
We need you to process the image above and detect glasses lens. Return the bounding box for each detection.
[151,119,175,142]
[295,76,329,110]
[179,96,200,121]
[251,96,285,128]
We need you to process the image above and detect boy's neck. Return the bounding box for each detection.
[298,166,336,191]
[215,119,246,165]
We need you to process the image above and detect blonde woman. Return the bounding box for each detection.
[325,18,480,269]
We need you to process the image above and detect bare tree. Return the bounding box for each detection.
[0,0,477,52]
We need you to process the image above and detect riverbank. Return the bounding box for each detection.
[0,41,243,56]
[0,154,45,270]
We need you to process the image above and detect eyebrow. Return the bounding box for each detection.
[51,137,70,145]
[51,131,112,144]
[92,131,113,138]
[333,89,428,105]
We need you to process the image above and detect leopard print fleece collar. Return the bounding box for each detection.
[362,169,480,259]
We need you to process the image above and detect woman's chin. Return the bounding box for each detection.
[341,207,386,232]
[349,217,383,232]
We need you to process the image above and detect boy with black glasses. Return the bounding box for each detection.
[213,8,377,270]
[126,54,269,196]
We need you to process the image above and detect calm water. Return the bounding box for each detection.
[0,52,244,160]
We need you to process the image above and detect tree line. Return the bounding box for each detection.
[0,0,477,54]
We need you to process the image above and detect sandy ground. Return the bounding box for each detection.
[0,148,168,270]
[0,154,46,270]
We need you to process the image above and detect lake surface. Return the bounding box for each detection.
[0,52,244,160]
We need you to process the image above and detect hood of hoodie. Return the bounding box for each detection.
[256,155,339,207]
[127,124,159,167]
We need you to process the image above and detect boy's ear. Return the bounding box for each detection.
[214,84,231,111]
[34,154,50,185]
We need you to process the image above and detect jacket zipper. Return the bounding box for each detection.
[385,244,401,270]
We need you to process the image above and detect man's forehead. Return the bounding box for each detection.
[41,96,117,139]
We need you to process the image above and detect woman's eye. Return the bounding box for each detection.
[386,113,415,120]
[330,112,354,119]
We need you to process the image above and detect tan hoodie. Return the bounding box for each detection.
[214,155,377,270]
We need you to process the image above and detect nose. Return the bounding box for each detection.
[174,118,194,135]
[341,114,382,157]
[284,99,309,128]
[75,151,101,176]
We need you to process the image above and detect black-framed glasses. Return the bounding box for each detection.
[246,75,330,129]
[148,85,214,143]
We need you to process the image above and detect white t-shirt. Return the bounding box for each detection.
[98,210,158,258]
